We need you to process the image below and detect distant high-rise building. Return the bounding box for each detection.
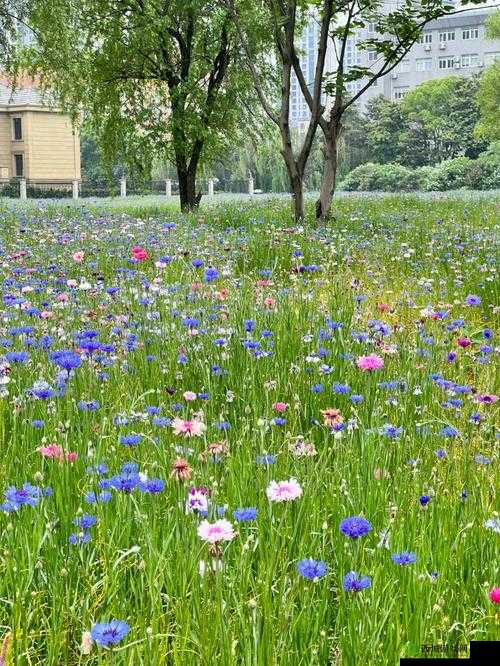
[289,6,500,125]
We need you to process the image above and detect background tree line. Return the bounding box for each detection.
[1,1,497,219]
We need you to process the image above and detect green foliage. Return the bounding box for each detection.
[340,153,500,192]
[21,0,265,206]
[339,162,414,191]
[476,62,500,142]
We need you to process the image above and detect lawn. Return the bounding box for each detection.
[0,195,498,665]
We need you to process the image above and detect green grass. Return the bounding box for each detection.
[0,194,498,665]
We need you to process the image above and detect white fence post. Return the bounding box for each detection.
[208,178,214,196]
[72,180,79,200]
[19,178,27,200]
[165,178,172,197]
[120,177,127,198]
[248,175,254,196]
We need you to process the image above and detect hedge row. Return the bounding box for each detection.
[339,150,500,192]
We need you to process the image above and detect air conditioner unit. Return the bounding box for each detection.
[439,43,446,50]
[391,72,398,79]
[424,44,431,51]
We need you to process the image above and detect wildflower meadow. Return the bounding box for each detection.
[0,195,498,665]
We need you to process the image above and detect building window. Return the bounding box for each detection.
[12,117,22,141]
[398,59,410,73]
[462,27,479,40]
[368,49,377,62]
[438,56,455,69]
[14,153,24,177]
[367,22,376,33]
[416,58,433,71]
[393,87,409,100]
[484,52,500,65]
[461,53,479,68]
[418,32,433,44]
[439,31,455,42]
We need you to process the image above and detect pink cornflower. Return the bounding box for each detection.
[272,402,288,413]
[183,391,197,402]
[37,444,77,463]
[132,246,149,261]
[266,478,303,502]
[264,297,276,308]
[321,408,343,428]
[197,519,235,543]
[489,587,500,604]
[72,251,85,263]
[475,394,498,404]
[377,303,390,313]
[457,337,471,348]
[172,417,206,437]
[356,354,384,371]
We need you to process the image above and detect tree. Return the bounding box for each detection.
[21,0,263,211]
[401,76,487,164]
[228,0,335,221]
[363,96,406,165]
[476,11,500,142]
[290,0,489,219]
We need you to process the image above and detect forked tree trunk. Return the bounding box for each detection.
[316,122,341,221]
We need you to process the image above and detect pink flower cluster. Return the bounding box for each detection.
[37,444,77,463]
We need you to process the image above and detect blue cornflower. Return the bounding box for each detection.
[49,350,82,371]
[311,384,324,393]
[73,514,97,530]
[474,454,491,465]
[69,532,92,545]
[391,551,417,565]
[465,294,481,306]
[380,424,403,439]
[78,400,100,412]
[30,380,55,400]
[119,434,142,446]
[90,620,130,647]
[343,571,372,592]
[419,495,431,506]
[440,426,460,438]
[31,419,44,429]
[191,259,203,268]
[204,267,219,283]
[5,351,29,364]
[233,507,257,522]
[340,516,372,539]
[297,559,327,580]
[435,448,447,459]
[332,383,350,394]
[4,483,42,509]
[350,394,364,404]
[139,478,165,494]
[256,454,277,465]
[271,417,286,426]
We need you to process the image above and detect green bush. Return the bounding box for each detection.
[339,162,414,191]
[341,153,500,192]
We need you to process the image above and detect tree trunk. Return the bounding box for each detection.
[177,163,202,212]
[316,123,340,221]
[291,174,304,222]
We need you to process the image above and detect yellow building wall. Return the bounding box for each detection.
[0,113,11,178]
[27,111,81,181]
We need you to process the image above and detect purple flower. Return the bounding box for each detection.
[343,571,372,592]
[90,620,130,647]
[340,516,372,539]
[391,551,417,565]
[297,559,327,580]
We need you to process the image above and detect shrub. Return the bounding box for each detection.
[339,163,414,191]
